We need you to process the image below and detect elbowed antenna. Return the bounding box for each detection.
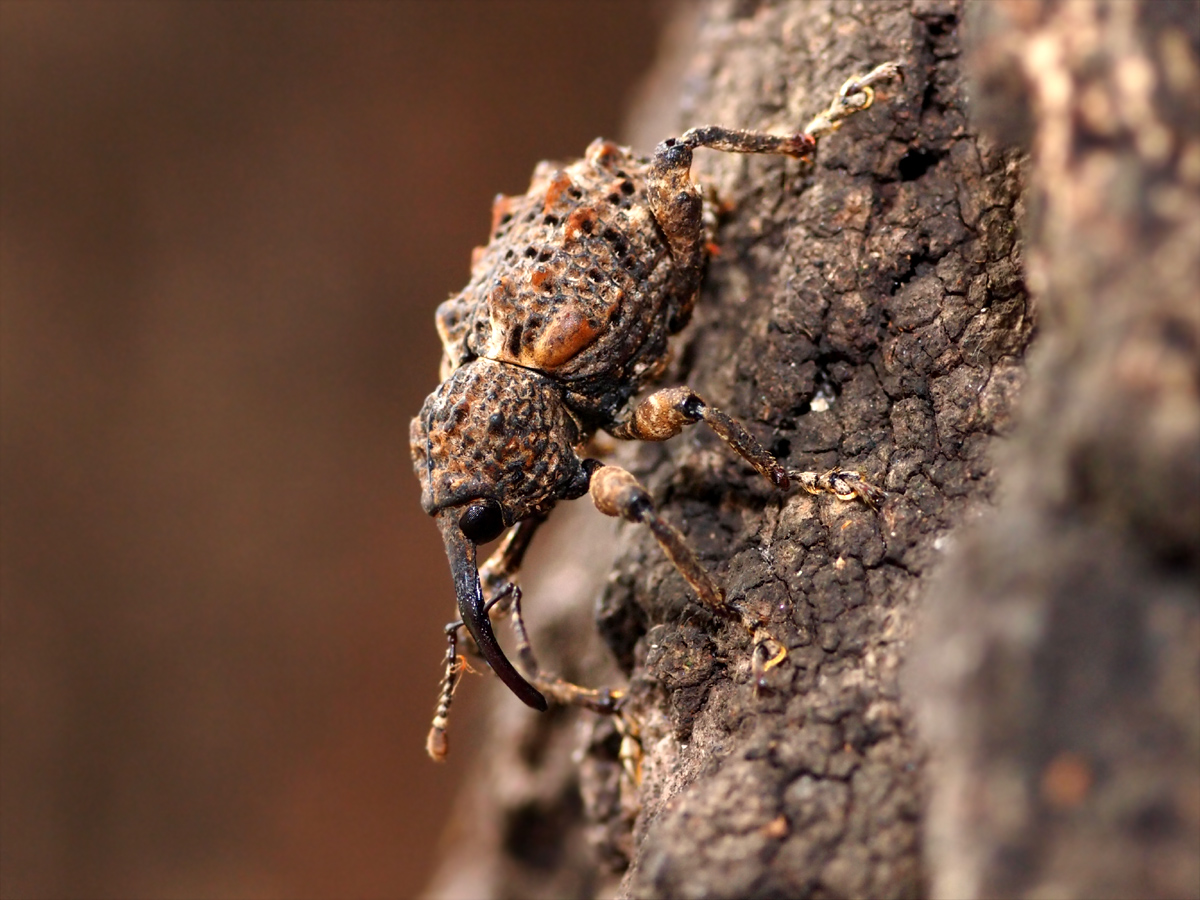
[436,513,548,711]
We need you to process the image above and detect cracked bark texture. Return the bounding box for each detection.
[425,1,1031,898]
[908,2,1200,899]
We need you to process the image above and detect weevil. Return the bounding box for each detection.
[411,63,901,760]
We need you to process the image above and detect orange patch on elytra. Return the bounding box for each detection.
[564,207,598,242]
[542,170,574,213]
[529,266,553,291]
[490,193,515,235]
[585,140,622,168]
[526,310,603,369]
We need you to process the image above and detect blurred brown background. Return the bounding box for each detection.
[0,3,665,897]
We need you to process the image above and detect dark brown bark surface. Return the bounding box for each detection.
[909,2,1200,898]
[425,2,1030,898]
[425,1,1200,899]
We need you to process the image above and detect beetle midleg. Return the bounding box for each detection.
[611,387,886,509]
[792,465,887,509]
[610,386,789,489]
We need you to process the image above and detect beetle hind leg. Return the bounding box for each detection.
[803,61,904,140]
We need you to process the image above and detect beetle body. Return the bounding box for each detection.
[432,140,695,426]
[410,63,901,759]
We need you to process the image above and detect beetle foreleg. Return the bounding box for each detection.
[588,463,729,615]
[477,514,545,601]
[505,584,624,715]
[588,463,798,686]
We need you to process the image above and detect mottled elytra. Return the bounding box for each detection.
[411,63,901,760]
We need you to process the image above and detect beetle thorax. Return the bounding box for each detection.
[410,358,587,524]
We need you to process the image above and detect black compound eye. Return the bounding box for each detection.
[458,499,506,545]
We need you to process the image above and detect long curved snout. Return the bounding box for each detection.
[436,513,548,712]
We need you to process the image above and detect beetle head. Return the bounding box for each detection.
[410,358,588,709]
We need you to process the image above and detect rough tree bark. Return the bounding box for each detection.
[423,2,1198,899]
[908,2,1200,899]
